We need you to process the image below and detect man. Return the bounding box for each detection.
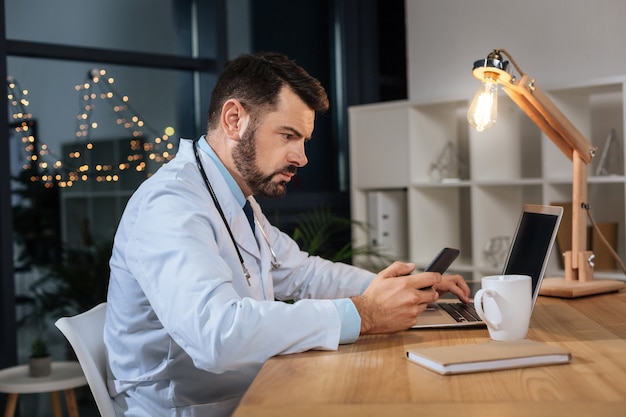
[104,52,470,416]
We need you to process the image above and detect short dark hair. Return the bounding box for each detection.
[207,52,329,132]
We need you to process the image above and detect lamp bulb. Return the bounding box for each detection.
[467,79,498,132]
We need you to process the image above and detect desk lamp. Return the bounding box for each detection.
[467,49,625,298]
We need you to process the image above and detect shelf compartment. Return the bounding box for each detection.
[471,184,543,270]
[547,181,626,265]
[348,101,411,189]
[408,186,471,266]
[408,100,469,184]
[543,84,624,179]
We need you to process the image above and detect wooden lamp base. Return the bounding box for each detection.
[539,276,626,298]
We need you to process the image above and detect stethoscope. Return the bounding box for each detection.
[192,138,281,286]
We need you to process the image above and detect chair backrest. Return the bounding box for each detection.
[55,302,117,417]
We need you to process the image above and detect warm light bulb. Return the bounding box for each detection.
[467,75,499,132]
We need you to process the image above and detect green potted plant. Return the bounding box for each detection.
[19,290,53,377]
[28,336,51,377]
[290,205,391,270]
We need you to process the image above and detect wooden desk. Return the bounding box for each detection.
[234,291,626,417]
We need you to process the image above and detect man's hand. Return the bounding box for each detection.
[350,261,441,335]
[432,274,471,304]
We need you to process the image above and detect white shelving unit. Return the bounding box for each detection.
[349,78,626,283]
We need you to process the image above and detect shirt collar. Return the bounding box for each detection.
[196,136,246,208]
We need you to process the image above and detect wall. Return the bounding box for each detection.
[406,0,626,103]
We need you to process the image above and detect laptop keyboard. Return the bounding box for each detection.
[439,302,482,323]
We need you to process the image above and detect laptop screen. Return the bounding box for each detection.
[502,205,563,305]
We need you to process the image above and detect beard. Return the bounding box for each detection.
[232,127,297,198]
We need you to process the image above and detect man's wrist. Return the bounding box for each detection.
[350,295,373,335]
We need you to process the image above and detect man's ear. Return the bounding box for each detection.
[221,99,248,140]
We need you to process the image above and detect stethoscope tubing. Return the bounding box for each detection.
[193,138,252,285]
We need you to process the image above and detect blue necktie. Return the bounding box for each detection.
[243,200,255,233]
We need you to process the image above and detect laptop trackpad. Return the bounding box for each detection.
[414,303,458,326]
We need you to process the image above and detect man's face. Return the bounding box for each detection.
[233,87,315,198]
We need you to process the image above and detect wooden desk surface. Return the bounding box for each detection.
[234,291,626,417]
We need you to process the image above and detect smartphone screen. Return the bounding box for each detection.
[424,247,460,273]
[422,247,459,289]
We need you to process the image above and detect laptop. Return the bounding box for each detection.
[412,204,563,328]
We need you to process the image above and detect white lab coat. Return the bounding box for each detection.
[104,138,374,417]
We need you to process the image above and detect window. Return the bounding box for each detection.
[1,4,226,414]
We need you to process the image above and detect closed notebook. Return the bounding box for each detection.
[406,339,571,375]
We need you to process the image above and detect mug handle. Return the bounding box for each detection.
[474,288,501,330]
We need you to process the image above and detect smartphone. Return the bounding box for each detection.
[424,247,460,273]
[422,247,460,289]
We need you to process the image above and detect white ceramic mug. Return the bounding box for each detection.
[474,274,532,341]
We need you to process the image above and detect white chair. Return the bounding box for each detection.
[55,302,117,417]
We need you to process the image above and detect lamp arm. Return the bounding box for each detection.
[501,87,576,161]
[500,75,596,164]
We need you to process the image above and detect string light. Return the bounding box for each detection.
[7,69,176,188]
[7,77,45,184]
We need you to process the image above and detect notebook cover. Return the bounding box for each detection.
[406,339,571,375]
